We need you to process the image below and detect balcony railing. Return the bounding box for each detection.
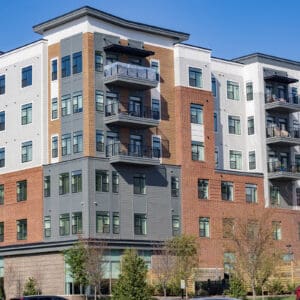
[104,62,158,89]
[266,127,300,145]
[265,95,300,112]
[267,161,300,180]
[265,95,299,104]
[106,142,161,165]
[105,103,160,120]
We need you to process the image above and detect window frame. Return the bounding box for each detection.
[21,103,32,125]
[199,217,210,238]
[17,219,27,240]
[189,67,202,88]
[134,213,147,235]
[96,211,110,234]
[227,80,240,100]
[95,170,109,192]
[133,174,146,195]
[221,181,234,201]
[21,66,32,88]
[17,180,27,202]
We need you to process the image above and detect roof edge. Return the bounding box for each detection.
[33,6,189,43]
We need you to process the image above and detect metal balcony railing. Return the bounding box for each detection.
[106,142,160,159]
[105,102,160,120]
[266,127,300,139]
[265,95,299,105]
[267,162,300,173]
[104,62,158,83]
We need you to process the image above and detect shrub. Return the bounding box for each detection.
[267,278,285,295]
[227,275,247,299]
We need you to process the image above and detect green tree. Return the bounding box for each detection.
[23,277,40,296]
[64,240,88,293]
[112,249,151,300]
[165,235,198,299]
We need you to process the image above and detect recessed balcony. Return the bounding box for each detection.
[104,62,158,90]
[106,143,160,166]
[267,162,300,180]
[265,96,300,112]
[104,103,160,128]
[266,127,300,146]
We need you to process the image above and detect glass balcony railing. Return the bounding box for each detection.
[103,62,158,89]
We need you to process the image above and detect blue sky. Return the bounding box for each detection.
[1,0,300,60]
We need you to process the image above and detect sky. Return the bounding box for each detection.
[1,0,300,61]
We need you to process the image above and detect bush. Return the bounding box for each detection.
[227,275,247,299]
[267,278,285,295]
[23,277,41,296]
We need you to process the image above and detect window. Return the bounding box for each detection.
[270,186,280,206]
[95,90,104,112]
[72,212,82,234]
[249,151,256,170]
[172,215,180,236]
[246,184,257,203]
[189,67,202,88]
[17,219,27,240]
[51,59,58,81]
[134,214,147,235]
[17,180,27,201]
[96,211,110,233]
[230,150,242,170]
[73,131,83,154]
[212,77,217,97]
[71,170,82,193]
[223,218,234,238]
[152,136,161,158]
[0,184,4,205]
[171,176,179,197]
[21,66,32,87]
[192,142,204,161]
[228,116,241,135]
[112,171,119,193]
[227,80,239,100]
[151,99,160,120]
[214,113,218,131]
[190,104,203,124]
[113,212,120,234]
[59,173,69,195]
[248,116,254,135]
[51,98,58,119]
[106,53,118,64]
[198,179,209,199]
[61,94,71,116]
[133,174,146,194]
[61,55,71,78]
[44,176,50,197]
[247,220,258,239]
[0,148,4,168]
[151,60,160,81]
[95,51,103,72]
[0,111,5,131]
[221,181,233,201]
[96,130,104,152]
[224,252,235,275]
[0,222,4,242]
[246,82,253,100]
[59,213,70,236]
[298,223,300,240]
[21,103,32,125]
[292,87,298,104]
[73,92,83,113]
[61,134,71,156]
[72,52,82,74]
[52,136,58,158]
[297,188,300,206]
[0,75,5,94]
[272,221,282,240]
[44,216,51,238]
[199,217,210,237]
[21,141,32,163]
[215,148,219,168]
[95,170,109,192]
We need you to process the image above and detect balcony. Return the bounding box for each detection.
[104,62,158,90]
[104,103,160,128]
[106,143,161,166]
[267,162,300,180]
[266,127,300,146]
[265,96,300,112]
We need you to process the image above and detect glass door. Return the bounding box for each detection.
[128,96,142,117]
[129,134,142,156]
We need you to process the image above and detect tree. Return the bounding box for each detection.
[64,239,88,294]
[23,277,41,296]
[229,211,282,299]
[85,241,106,300]
[152,243,176,297]
[165,235,198,299]
[112,249,151,300]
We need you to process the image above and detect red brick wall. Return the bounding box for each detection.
[0,167,43,245]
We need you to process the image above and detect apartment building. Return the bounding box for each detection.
[0,6,299,297]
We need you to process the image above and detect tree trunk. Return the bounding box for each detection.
[163,284,167,297]
[94,285,97,300]
[252,281,256,300]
